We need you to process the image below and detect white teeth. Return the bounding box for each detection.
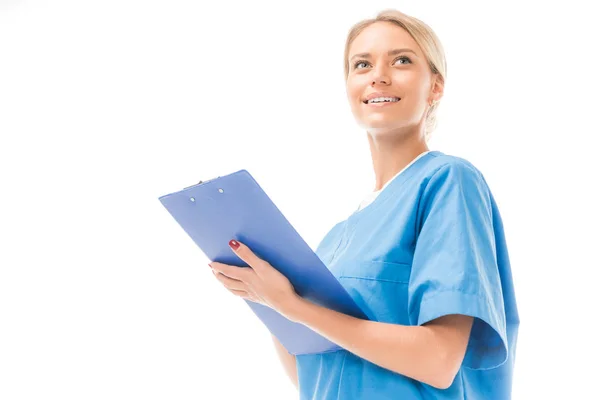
[367,97,400,104]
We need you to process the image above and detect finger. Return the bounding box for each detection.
[226,288,259,303]
[229,240,268,275]
[245,295,260,304]
[210,261,253,282]
[235,290,260,304]
[228,288,249,297]
[213,270,247,291]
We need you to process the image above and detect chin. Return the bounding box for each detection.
[361,117,403,131]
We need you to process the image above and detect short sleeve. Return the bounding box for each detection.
[408,161,508,370]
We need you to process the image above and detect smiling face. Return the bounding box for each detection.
[346,21,442,136]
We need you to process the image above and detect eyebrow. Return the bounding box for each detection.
[349,48,418,61]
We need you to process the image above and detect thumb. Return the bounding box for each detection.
[229,240,267,275]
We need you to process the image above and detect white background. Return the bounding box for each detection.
[1,1,598,399]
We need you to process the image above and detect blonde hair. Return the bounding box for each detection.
[343,9,447,140]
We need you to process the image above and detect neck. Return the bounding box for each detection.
[366,127,429,192]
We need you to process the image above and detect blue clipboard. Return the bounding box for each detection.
[158,169,368,355]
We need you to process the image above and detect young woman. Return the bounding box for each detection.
[209,9,520,399]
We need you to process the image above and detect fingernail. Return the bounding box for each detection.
[229,240,240,250]
[208,263,212,268]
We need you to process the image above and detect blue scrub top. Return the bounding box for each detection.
[296,150,520,399]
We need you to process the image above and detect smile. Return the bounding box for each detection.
[363,97,401,104]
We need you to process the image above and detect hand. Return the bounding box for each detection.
[209,240,301,319]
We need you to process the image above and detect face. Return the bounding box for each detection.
[346,21,442,135]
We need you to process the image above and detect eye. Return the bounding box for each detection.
[353,60,370,70]
[393,56,412,65]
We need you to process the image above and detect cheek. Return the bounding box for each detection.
[347,77,370,106]
[396,71,429,100]
[346,86,363,115]
[346,80,360,102]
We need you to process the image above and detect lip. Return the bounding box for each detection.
[362,92,401,104]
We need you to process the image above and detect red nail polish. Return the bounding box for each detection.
[229,240,240,250]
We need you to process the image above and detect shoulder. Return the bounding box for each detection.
[418,151,492,202]
[415,152,495,226]
[423,151,486,183]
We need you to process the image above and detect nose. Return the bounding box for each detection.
[371,76,390,86]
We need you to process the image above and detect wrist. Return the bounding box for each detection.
[282,294,307,323]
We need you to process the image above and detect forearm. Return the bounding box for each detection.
[271,334,298,390]
[286,297,451,389]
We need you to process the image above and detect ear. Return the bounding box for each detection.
[429,74,444,103]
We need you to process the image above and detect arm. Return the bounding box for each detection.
[286,297,473,390]
[271,334,298,390]
[211,240,472,389]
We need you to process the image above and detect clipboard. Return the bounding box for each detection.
[158,169,368,355]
